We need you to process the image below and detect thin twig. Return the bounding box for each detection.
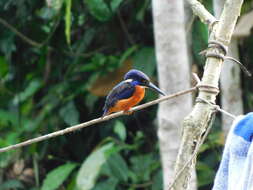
[216,107,237,119]
[117,11,135,45]
[0,17,107,58]
[0,87,197,153]
[197,97,236,119]
[0,17,42,47]
[225,56,252,77]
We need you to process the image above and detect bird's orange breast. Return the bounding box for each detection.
[108,85,145,113]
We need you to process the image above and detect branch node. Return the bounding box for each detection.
[192,73,220,95]
[208,40,228,55]
[196,84,220,94]
[192,72,201,84]
[200,40,252,77]
[208,20,219,34]
[199,40,227,58]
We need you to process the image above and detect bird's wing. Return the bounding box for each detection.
[103,81,135,112]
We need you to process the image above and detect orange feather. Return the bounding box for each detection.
[108,85,145,114]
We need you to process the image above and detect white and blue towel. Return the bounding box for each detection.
[212,113,253,190]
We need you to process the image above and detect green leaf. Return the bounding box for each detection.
[113,121,126,141]
[106,153,128,182]
[85,0,112,21]
[79,63,97,72]
[0,179,24,190]
[196,161,215,187]
[73,28,96,65]
[136,0,149,21]
[110,0,123,12]
[133,47,156,77]
[0,56,8,78]
[13,80,42,105]
[65,0,72,45]
[0,109,18,127]
[59,101,80,125]
[192,20,208,65]
[48,0,63,11]
[151,170,163,190]
[130,154,158,182]
[76,143,114,190]
[85,93,98,111]
[118,45,138,66]
[37,7,58,20]
[66,173,77,190]
[41,163,77,190]
[0,32,16,56]
[92,177,118,190]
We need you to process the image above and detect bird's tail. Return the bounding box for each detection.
[102,108,108,117]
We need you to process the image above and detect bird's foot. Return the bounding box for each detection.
[123,110,133,115]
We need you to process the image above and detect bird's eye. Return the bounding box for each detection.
[142,79,148,84]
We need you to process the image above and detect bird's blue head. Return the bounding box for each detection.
[124,69,165,96]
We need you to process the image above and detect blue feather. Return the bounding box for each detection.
[103,81,135,116]
[124,69,150,81]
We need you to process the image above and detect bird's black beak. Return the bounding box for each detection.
[146,82,166,96]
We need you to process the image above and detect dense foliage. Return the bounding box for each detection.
[0,0,252,190]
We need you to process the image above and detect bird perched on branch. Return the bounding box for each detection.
[102,69,165,116]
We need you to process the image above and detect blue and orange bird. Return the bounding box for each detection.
[102,69,165,116]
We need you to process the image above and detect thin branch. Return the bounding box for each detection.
[0,87,197,153]
[0,17,107,58]
[187,0,217,25]
[117,11,135,45]
[0,17,42,48]
[197,97,236,119]
[62,45,110,58]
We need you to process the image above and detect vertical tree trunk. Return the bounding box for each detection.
[213,0,243,135]
[152,0,195,189]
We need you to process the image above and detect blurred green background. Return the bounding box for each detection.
[0,0,252,190]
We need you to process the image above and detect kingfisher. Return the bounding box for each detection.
[102,69,165,116]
